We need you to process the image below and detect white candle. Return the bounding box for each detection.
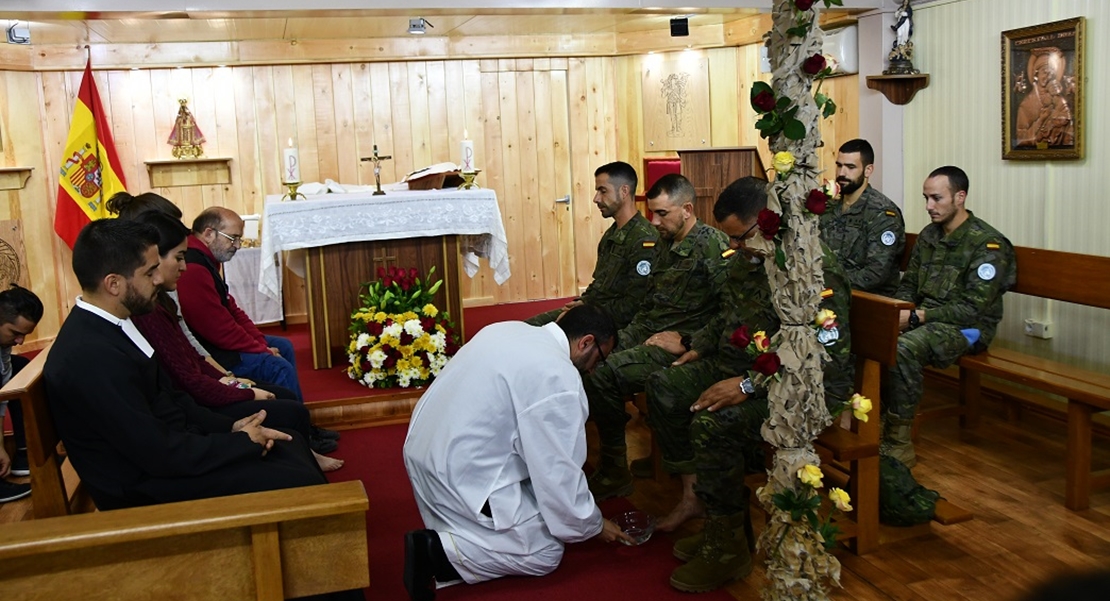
[283,138,301,183]
[460,130,475,172]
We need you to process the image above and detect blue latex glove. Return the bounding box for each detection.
[961,328,981,347]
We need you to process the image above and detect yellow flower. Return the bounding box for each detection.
[822,178,841,200]
[374,312,387,322]
[797,464,823,488]
[396,359,411,372]
[410,355,424,368]
[850,393,872,422]
[815,309,837,330]
[423,304,439,317]
[772,151,795,176]
[829,487,852,512]
[752,331,770,352]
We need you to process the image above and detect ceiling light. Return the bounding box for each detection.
[670,16,689,38]
[409,17,433,35]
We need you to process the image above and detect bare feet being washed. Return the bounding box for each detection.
[314,451,345,472]
[656,496,705,532]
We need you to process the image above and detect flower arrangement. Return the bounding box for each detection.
[346,266,461,389]
[765,463,853,554]
[729,324,783,385]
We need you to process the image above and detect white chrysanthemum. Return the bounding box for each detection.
[430,331,447,352]
[404,319,424,337]
[397,372,412,388]
[369,349,387,369]
[356,333,372,348]
[361,372,374,385]
[383,322,404,338]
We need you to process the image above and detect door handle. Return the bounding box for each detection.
[555,194,571,211]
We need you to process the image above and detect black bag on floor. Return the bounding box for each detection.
[878,455,940,526]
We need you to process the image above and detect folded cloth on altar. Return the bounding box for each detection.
[297,179,377,195]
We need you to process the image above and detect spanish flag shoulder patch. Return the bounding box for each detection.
[885,210,898,217]
[820,288,834,299]
[986,242,1001,250]
[722,249,736,259]
[642,241,656,248]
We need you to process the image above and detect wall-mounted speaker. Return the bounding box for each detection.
[670,17,689,37]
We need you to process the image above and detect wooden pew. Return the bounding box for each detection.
[0,344,371,599]
[904,233,1110,510]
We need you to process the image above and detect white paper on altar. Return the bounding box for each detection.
[258,188,511,301]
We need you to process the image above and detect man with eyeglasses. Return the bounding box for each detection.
[645,176,853,592]
[403,305,632,600]
[176,207,340,453]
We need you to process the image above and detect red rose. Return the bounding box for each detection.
[752,90,776,113]
[757,208,782,239]
[380,343,393,355]
[802,53,826,75]
[400,278,411,292]
[805,189,828,215]
[421,316,437,332]
[730,325,751,349]
[400,332,414,346]
[376,266,386,279]
[753,352,782,376]
[409,267,419,279]
[383,276,394,288]
[794,0,815,10]
[366,322,383,336]
[359,345,370,355]
[361,361,372,372]
[445,340,461,356]
[383,355,397,369]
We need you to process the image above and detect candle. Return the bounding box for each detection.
[282,138,301,183]
[460,130,475,172]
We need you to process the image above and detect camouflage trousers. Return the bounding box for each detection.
[644,357,741,475]
[882,322,971,420]
[523,308,561,327]
[690,396,769,516]
[585,344,679,452]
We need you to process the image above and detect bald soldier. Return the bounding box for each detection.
[527,161,658,329]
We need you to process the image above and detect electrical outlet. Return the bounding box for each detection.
[1023,318,1053,339]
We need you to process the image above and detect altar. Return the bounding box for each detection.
[260,189,511,368]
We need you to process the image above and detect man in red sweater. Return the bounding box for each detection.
[176,207,339,449]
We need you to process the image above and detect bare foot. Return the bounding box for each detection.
[656,496,705,532]
[313,451,345,472]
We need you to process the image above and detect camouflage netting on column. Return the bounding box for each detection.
[754,1,841,599]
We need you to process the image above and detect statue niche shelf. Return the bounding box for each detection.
[145,158,232,188]
[866,74,930,105]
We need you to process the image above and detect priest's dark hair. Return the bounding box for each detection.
[838,138,875,167]
[72,219,160,292]
[557,304,618,349]
[714,176,769,223]
[133,209,191,257]
[0,284,43,326]
[105,191,183,220]
[646,173,696,207]
[595,161,638,196]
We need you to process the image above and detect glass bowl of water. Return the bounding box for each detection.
[613,510,655,546]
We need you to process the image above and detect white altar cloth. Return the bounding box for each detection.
[259,189,511,300]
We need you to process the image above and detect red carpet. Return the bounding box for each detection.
[262,298,574,403]
[325,424,732,601]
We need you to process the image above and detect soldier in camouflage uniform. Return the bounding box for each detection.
[526,162,658,329]
[819,138,905,296]
[585,174,730,501]
[639,177,853,592]
[884,166,1016,467]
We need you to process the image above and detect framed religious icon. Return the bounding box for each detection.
[1002,17,1085,160]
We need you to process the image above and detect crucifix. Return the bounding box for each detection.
[360,145,392,195]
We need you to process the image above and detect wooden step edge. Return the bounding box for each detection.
[932,499,973,525]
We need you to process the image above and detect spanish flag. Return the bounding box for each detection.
[53,59,127,248]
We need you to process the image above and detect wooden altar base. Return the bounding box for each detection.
[303,235,464,369]
[307,387,423,431]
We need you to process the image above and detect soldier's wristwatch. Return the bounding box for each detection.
[738,377,755,395]
[908,309,920,330]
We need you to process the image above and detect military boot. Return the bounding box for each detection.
[880,416,917,468]
[672,509,754,561]
[588,450,633,501]
[669,513,752,593]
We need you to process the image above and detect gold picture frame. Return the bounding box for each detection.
[1002,17,1085,160]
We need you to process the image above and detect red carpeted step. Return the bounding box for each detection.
[324,424,733,600]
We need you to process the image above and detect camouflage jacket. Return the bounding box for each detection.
[618,221,730,348]
[819,185,905,296]
[689,244,854,404]
[896,212,1016,345]
[580,212,659,329]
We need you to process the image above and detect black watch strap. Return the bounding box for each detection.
[908,309,920,329]
[680,334,692,352]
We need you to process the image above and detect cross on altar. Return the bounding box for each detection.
[360,145,392,195]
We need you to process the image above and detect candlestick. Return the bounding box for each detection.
[460,130,475,172]
[282,138,301,184]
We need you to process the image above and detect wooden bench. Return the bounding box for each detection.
[0,345,371,599]
[905,233,1110,510]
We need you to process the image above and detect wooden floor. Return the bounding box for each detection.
[3,378,1108,600]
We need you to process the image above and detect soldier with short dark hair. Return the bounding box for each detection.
[526,161,657,329]
[883,166,1015,466]
[819,138,905,296]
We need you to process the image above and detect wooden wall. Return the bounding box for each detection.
[1,43,858,345]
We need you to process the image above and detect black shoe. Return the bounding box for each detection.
[0,480,30,503]
[312,425,341,441]
[9,449,29,477]
[404,529,462,601]
[309,436,338,454]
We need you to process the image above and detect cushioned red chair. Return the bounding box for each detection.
[636,157,681,219]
